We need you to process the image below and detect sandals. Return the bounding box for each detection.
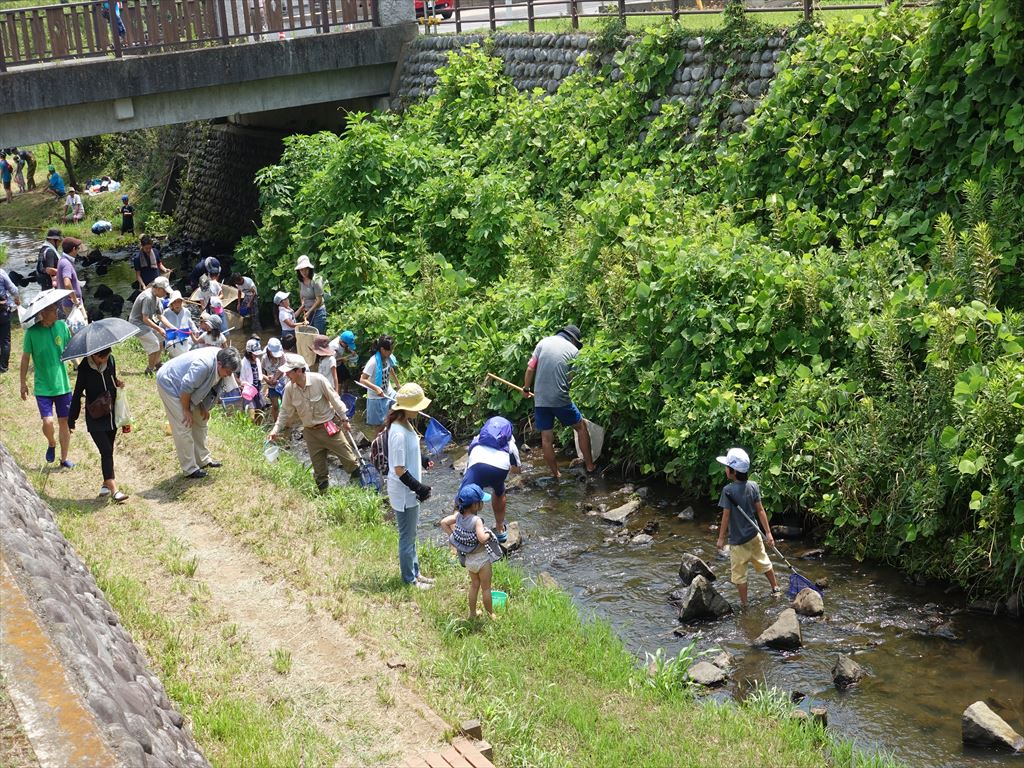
[496,529,509,544]
[112,491,129,503]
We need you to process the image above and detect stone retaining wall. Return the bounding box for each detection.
[174,123,285,248]
[393,31,794,134]
[0,444,209,768]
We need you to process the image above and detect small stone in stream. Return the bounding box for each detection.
[642,520,659,534]
[962,701,1024,752]
[629,533,653,546]
[711,651,733,670]
[831,654,866,689]
[815,576,830,589]
[797,548,825,559]
[754,608,802,650]
[536,571,558,589]
[678,506,695,521]
[929,621,960,641]
[634,486,650,499]
[677,575,732,622]
[790,709,810,722]
[602,498,641,524]
[453,455,468,472]
[687,661,727,687]
[792,587,824,617]
[672,627,689,638]
[771,525,803,539]
[791,690,806,703]
[678,553,716,586]
[810,707,828,726]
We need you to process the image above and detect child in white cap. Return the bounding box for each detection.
[274,290,297,341]
[715,447,780,609]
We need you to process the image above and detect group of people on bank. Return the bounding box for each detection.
[16,238,714,618]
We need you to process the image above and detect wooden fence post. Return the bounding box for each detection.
[570,0,577,28]
[527,0,534,31]
[0,18,7,71]
[454,0,461,32]
[487,0,494,32]
[802,0,812,20]
[217,0,228,42]
[671,0,678,20]
[108,1,122,57]
[617,0,625,22]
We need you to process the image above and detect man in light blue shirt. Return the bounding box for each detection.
[0,268,20,373]
[157,346,240,478]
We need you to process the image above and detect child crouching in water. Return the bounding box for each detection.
[715,447,781,609]
[441,483,500,620]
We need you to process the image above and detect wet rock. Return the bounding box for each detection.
[790,690,806,703]
[967,598,1002,616]
[687,661,726,687]
[754,608,802,650]
[771,525,803,539]
[678,553,716,586]
[711,651,733,670]
[677,506,695,521]
[810,707,828,726]
[928,621,960,641]
[501,521,522,553]
[602,498,641,524]
[831,654,866,688]
[677,575,732,622]
[962,701,1024,751]
[641,519,659,535]
[797,548,825,560]
[792,587,824,617]
[630,533,654,546]
[815,576,830,589]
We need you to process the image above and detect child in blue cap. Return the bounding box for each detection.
[440,483,501,619]
[329,329,358,392]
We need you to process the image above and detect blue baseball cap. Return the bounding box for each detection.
[456,483,491,510]
[340,330,356,349]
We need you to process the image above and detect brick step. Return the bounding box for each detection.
[402,736,495,768]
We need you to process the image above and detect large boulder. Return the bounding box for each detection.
[676,576,732,622]
[962,701,1024,752]
[678,553,716,586]
[792,587,824,617]
[754,608,802,650]
[687,661,726,687]
[831,654,866,689]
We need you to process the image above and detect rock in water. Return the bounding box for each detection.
[687,661,726,687]
[629,533,653,546]
[792,587,824,616]
[678,553,716,586]
[962,701,1024,752]
[677,505,695,521]
[501,521,522,553]
[754,608,802,650]
[831,654,866,688]
[677,575,732,622]
[601,498,641,524]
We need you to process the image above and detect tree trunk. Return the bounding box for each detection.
[47,140,77,189]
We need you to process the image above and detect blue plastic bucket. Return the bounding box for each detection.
[165,328,178,343]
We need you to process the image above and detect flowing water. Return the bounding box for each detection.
[3,229,1022,767]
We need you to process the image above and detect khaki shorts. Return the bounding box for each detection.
[138,329,162,354]
[730,535,772,584]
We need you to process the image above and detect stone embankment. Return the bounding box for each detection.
[0,444,208,768]
[393,31,792,135]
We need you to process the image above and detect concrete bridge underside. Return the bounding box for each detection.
[0,23,414,146]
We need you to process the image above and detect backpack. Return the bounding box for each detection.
[369,426,390,476]
[36,243,57,278]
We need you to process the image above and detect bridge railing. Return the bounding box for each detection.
[424,0,930,33]
[0,0,378,70]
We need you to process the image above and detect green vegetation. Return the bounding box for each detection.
[239,1,1023,597]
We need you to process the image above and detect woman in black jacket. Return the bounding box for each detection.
[68,348,128,502]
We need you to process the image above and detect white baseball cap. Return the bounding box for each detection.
[278,353,308,373]
[273,290,289,306]
[245,338,263,356]
[716,447,750,473]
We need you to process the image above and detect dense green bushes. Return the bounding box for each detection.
[238,4,1023,596]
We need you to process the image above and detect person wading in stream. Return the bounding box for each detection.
[715,447,781,609]
[522,325,596,480]
[133,235,171,289]
[20,301,74,467]
[461,416,522,543]
[156,346,240,479]
[267,353,360,493]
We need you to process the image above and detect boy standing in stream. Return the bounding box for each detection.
[715,447,780,609]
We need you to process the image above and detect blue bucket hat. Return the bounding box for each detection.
[456,483,491,510]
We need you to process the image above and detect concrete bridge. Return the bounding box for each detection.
[0,0,416,146]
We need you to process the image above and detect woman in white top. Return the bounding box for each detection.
[385,383,434,589]
[360,334,399,426]
[160,291,196,358]
[64,188,85,223]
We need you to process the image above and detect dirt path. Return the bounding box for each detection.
[110,451,450,763]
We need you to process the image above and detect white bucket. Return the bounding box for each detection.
[263,441,279,463]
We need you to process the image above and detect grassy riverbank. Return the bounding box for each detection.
[0,332,899,767]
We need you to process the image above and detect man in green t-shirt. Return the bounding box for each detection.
[19,303,75,467]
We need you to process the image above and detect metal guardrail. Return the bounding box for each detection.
[419,0,928,34]
[0,0,378,71]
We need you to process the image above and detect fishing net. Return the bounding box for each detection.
[340,392,357,419]
[424,418,452,456]
[788,571,823,600]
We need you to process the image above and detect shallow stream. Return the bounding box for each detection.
[4,230,1022,767]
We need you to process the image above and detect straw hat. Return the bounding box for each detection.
[295,255,314,272]
[391,383,431,413]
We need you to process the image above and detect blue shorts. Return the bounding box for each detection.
[36,392,72,419]
[463,463,510,497]
[534,403,582,431]
[366,397,393,426]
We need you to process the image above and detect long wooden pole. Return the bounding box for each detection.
[485,372,526,394]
